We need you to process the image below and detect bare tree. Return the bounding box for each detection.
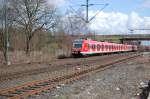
[11,0,58,54]
[63,8,88,36]
[0,6,4,51]
[0,0,17,64]
[0,0,10,64]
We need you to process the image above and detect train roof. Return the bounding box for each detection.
[74,39,137,47]
[83,39,119,45]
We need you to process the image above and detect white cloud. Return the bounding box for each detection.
[88,11,150,35]
[47,0,67,7]
[141,0,150,8]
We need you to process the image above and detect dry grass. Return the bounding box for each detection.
[0,48,71,66]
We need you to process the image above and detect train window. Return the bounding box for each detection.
[109,45,111,49]
[95,44,97,49]
[102,45,104,50]
[73,43,82,48]
[92,44,96,49]
[107,45,109,49]
[88,44,91,49]
[88,44,89,48]
[105,45,108,49]
[112,45,114,49]
[92,44,94,49]
[111,45,112,50]
[97,44,101,51]
[105,45,106,49]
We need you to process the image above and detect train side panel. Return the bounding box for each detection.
[72,39,137,56]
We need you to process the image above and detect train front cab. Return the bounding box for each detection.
[72,39,83,57]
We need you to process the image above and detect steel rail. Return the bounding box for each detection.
[0,53,140,99]
[0,53,133,82]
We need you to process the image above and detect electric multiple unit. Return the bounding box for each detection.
[72,39,137,56]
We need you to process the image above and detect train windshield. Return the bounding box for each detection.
[73,39,83,48]
[73,43,82,48]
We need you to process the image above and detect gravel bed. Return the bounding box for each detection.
[0,53,131,76]
[27,52,150,99]
[0,53,132,89]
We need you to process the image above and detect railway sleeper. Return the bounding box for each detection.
[23,87,37,90]
[35,82,51,86]
[8,91,23,95]
[0,90,24,97]
[29,86,42,88]
[14,89,28,93]
[0,93,16,97]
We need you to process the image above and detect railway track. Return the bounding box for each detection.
[0,53,141,99]
[0,53,135,82]
[0,57,107,81]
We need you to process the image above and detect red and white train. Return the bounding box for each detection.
[72,39,137,56]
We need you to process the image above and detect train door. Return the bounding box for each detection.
[97,44,101,52]
[82,43,88,52]
[111,44,113,52]
[105,44,108,52]
[112,45,114,52]
[92,44,96,53]
[108,44,111,52]
[109,44,112,52]
[88,43,92,53]
[117,45,119,51]
[102,43,104,52]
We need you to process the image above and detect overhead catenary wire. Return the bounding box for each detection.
[68,0,109,23]
[67,0,109,37]
[88,3,109,23]
[128,28,150,34]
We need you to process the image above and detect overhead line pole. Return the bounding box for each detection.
[83,0,108,38]
[68,0,108,38]
[86,0,89,23]
[69,0,108,23]
[83,0,108,23]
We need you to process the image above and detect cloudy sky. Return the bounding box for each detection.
[48,0,150,35]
